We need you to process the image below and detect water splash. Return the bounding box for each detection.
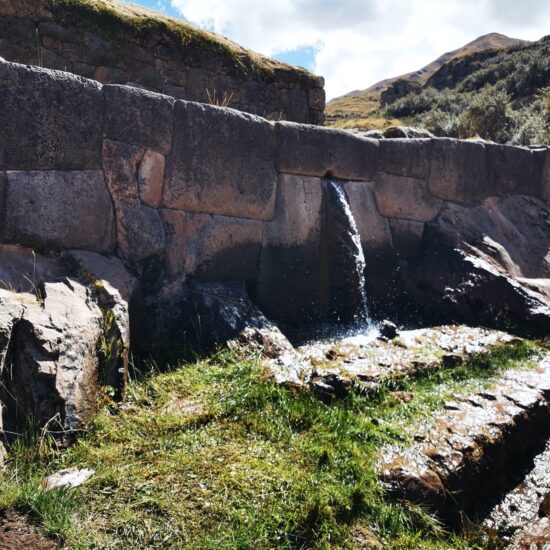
[327,180,372,329]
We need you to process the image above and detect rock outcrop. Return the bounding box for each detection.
[406,195,550,336]
[378,355,550,525]
[0,246,133,444]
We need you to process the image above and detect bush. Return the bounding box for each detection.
[458,86,511,141]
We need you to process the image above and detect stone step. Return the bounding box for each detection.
[272,325,518,397]
[484,441,550,547]
[377,355,550,527]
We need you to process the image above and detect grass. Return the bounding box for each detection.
[0,340,544,548]
[45,0,312,80]
[325,93,406,131]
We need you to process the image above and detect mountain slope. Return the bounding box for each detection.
[327,34,550,145]
[336,33,527,100]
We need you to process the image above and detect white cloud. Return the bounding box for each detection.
[170,0,550,99]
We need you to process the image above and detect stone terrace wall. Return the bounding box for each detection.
[0,0,325,124]
[1,59,549,324]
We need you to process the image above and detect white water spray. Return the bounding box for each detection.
[327,180,372,329]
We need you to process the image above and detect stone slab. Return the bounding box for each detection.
[276,122,379,181]
[379,138,432,179]
[374,172,442,222]
[163,101,277,221]
[255,174,330,323]
[389,218,425,260]
[341,181,393,253]
[428,138,489,204]
[160,209,186,276]
[116,204,165,263]
[185,213,264,281]
[486,143,545,198]
[103,85,175,155]
[1,171,115,253]
[0,60,103,170]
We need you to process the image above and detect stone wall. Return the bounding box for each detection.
[0,58,549,326]
[0,0,325,124]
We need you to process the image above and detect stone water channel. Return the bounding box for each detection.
[271,183,550,547]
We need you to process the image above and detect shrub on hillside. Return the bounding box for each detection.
[458,86,511,141]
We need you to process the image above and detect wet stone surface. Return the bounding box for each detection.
[271,325,517,394]
[377,355,550,526]
[485,441,550,547]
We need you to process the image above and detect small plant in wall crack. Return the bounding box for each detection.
[206,88,235,108]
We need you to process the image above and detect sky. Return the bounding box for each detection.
[128,0,550,99]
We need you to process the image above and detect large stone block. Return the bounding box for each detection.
[379,139,432,179]
[116,204,165,263]
[342,181,393,253]
[543,149,550,201]
[276,122,379,181]
[255,174,330,323]
[185,213,264,281]
[102,140,144,205]
[1,171,115,252]
[389,218,425,260]
[160,209,186,276]
[486,143,545,198]
[103,85,175,155]
[163,101,277,221]
[0,60,103,170]
[428,138,489,204]
[138,150,165,208]
[373,172,442,222]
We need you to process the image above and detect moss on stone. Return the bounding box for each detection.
[45,0,313,81]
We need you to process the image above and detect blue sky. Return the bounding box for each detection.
[124,0,550,99]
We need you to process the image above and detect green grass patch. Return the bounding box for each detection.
[0,340,545,548]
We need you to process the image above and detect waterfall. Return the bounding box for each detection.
[326,180,372,329]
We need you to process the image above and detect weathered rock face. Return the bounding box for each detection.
[0,0,325,124]
[142,278,293,362]
[0,61,103,170]
[406,196,550,336]
[0,246,134,441]
[378,355,550,526]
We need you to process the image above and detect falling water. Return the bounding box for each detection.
[327,180,372,329]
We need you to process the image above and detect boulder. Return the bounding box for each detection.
[0,244,67,293]
[0,247,135,441]
[275,122,379,181]
[143,279,293,362]
[163,101,277,220]
[0,60,103,170]
[0,280,104,436]
[406,197,550,336]
[0,170,115,253]
[383,126,433,139]
[103,85,175,155]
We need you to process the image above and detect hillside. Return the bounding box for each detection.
[326,33,550,145]
[333,32,525,100]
